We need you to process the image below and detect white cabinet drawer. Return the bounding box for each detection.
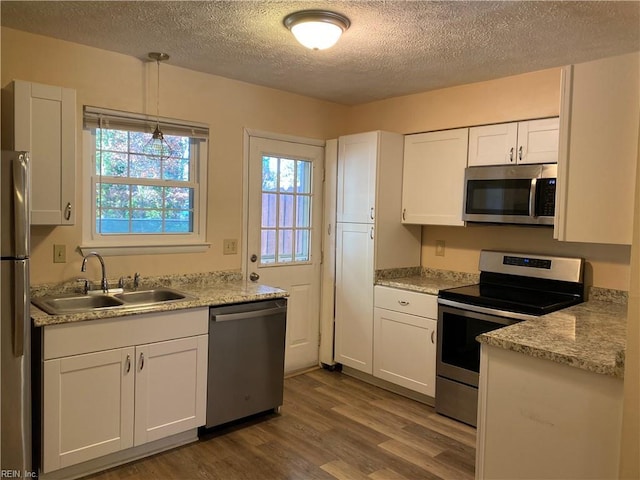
[374,286,437,319]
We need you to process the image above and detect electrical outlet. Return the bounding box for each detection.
[53,244,66,263]
[223,239,238,255]
[435,240,446,257]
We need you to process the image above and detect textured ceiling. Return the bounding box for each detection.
[1,1,639,105]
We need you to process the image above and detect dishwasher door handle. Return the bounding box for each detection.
[212,306,287,322]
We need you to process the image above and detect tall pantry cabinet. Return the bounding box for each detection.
[334,131,421,374]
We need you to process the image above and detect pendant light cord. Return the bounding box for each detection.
[156,58,160,128]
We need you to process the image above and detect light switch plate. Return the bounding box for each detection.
[223,239,238,255]
[53,244,66,263]
[435,240,445,257]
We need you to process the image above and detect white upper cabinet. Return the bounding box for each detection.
[337,131,378,224]
[468,118,559,166]
[13,80,76,225]
[468,123,518,166]
[555,52,639,245]
[401,128,469,226]
[517,117,560,164]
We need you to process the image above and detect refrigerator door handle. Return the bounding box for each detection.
[14,260,29,357]
[13,152,30,257]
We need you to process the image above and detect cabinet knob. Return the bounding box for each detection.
[370,227,374,240]
[125,354,131,373]
[370,207,375,220]
[402,209,406,221]
[139,352,144,371]
[518,146,523,161]
[509,147,514,162]
[431,330,435,344]
[64,202,72,221]
[398,300,409,306]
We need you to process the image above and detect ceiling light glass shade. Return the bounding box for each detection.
[284,10,350,50]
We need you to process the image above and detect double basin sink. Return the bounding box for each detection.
[32,287,194,315]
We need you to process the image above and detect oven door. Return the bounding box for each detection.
[437,302,519,387]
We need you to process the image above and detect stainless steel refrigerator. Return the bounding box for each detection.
[1,151,31,474]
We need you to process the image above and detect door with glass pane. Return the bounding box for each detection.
[247,136,324,373]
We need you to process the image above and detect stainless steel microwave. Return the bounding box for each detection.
[462,164,557,226]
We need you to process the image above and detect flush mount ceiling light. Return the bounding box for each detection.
[283,10,350,50]
[145,52,175,159]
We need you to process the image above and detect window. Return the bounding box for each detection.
[260,155,312,265]
[82,106,209,255]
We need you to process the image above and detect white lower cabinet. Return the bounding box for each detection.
[373,286,437,397]
[134,336,208,445]
[42,308,209,474]
[43,348,135,472]
[334,223,375,374]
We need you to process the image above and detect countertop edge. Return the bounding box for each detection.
[477,333,622,378]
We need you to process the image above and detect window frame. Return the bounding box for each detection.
[80,126,209,257]
[259,155,313,266]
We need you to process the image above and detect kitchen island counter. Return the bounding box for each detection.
[477,299,627,378]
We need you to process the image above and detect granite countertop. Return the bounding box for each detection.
[477,300,628,378]
[375,270,628,379]
[375,268,479,295]
[31,273,288,327]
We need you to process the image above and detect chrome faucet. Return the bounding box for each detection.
[81,252,109,293]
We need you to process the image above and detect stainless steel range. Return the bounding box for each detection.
[435,250,584,426]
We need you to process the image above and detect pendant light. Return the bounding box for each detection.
[284,10,350,50]
[145,52,174,158]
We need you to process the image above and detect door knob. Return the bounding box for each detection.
[250,254,258,263]
[249,272,260,282]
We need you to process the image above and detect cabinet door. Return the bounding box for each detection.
[134,335,208,446]
[337,132,378,223]
[468,123,518,166]
[43,348,134,473]
[373,308,436,396]
[401,129,468,225]
[555,53,639,245]
[517,118,559,164]
[334,222,374,374]
[14,80,76,225]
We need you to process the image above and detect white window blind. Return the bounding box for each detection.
[83,105,209,139]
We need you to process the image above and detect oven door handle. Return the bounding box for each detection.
[437,298,534,322]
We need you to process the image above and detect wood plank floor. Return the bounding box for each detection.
[84,368,476,480]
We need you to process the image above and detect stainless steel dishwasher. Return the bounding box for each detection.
[206,298,287,428]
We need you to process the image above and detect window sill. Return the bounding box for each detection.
[79,243,211,257]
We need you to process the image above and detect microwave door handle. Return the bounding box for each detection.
[529,178,538,218]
